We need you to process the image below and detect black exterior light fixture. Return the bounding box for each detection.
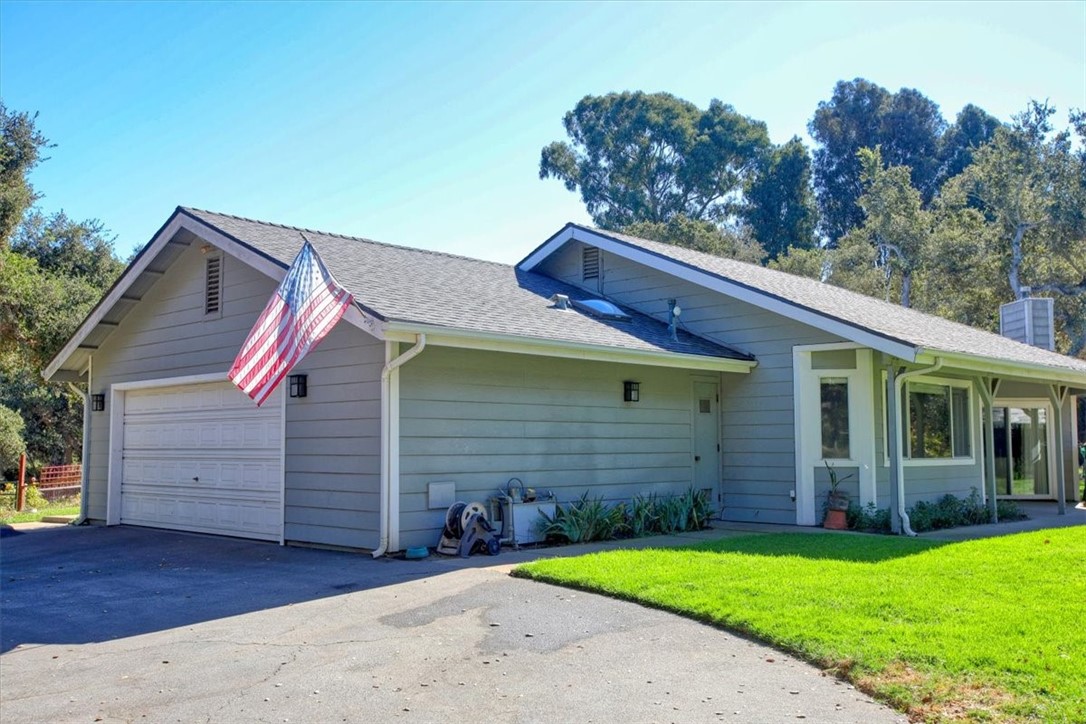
[91,393,105,412]
[623,380,640,402]
[288,374,308,398]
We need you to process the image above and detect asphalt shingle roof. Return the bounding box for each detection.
[180,208,749,362]
[572,224,1086,377]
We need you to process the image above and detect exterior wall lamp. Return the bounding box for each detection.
[289,374,308,398]
[623,380,640,402]
[91,393,105,412]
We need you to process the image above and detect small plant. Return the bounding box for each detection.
[627,495,659,538]
[539,493,625,543]
[539,488,715,543]
[846,501,892,533]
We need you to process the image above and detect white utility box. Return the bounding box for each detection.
[510,501,555,545]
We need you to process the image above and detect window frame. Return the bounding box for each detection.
[881,373,976,466]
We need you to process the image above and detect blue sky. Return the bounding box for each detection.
[2,1,1084,263]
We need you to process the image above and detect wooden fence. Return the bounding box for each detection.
[35,464,83,501]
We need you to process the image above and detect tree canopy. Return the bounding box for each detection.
[0,106,124,475]
[539,92,817,254]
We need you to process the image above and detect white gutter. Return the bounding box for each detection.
[67,357,91,524]
[383,323,756,374]
[372,334,427,558]
[893,357,944,536]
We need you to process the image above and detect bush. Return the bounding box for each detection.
[540,488,715,544]
[846,502,892,533]
[539,493,626,543]
[0,405,26,476]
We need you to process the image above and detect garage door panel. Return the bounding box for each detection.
[121,381,282,540]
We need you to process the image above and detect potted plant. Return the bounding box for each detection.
[823,462,853,530]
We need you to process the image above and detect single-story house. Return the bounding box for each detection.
[45,207,1086,552]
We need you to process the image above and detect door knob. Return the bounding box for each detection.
[694,455,701,462]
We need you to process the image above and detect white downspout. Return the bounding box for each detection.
[893,357,944,536]
[67,357,91,525]
[372,334,426,559]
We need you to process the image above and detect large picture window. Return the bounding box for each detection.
[906,381,971,459]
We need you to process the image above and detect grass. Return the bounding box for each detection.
[514,529,1086,722]
[0,494,80,524]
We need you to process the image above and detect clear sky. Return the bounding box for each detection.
[2,1,1084,263]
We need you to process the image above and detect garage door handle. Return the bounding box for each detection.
[694,456,701,462]
[193,476,199,482]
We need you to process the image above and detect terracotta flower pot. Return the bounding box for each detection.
[823,508,847,530]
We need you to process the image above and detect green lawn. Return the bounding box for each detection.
[0,492,80,524]
[514,529,1086,722]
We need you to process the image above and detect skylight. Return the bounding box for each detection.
[571,298,631,321]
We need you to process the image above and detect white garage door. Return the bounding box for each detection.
[121,381,283,541]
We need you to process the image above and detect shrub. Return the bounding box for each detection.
[996,499,1028,522]
[0,405,26,477]
[846,502,892,533]
[540,493,626,543]
[540,488,715,543]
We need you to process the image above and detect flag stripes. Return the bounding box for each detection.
[229,241,353,406]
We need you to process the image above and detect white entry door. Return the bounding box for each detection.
[120,381,283,540]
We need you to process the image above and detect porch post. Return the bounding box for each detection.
[885,363,902,533]
[1047,385,1069,515]
[974,377,998,523]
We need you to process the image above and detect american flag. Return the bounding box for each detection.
[229,240,353,406]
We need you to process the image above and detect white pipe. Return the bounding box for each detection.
[372,334,426,558]
[893,357,944,536]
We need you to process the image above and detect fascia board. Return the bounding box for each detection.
[43,210,386,381]
[916,350,1086,389]
[519,225,920,363]
[175,212,387,340]
[384,323,756,373]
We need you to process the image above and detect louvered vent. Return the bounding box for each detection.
[205,256,222,314]
[582,246,600,281]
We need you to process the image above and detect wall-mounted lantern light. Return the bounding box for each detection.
[288,374,308,398]
[91,394,105,412]
[623,380,640,402]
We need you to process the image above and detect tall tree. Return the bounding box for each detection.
[0,108,124,469]
[808,79,892,242]
[0,102,51,246]
[743,137,818,259]
[622,215,766,264]
[939,103,1003,182]
[540,92,770,229]
[809,79,959,242]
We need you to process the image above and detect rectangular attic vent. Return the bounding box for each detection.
[205,256,222,315]
[582,246,600,281]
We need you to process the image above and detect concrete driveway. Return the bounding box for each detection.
[1,525,903,723]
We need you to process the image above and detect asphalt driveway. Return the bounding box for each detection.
[1,525,903,723]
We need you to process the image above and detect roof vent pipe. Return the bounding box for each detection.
[551,293,570,310]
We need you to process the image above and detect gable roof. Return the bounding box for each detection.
[44,208,752,381]
[519,223,1086,386]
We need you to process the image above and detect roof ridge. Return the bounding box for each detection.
[181,206,513,269]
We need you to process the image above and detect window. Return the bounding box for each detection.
[820,377,850,459]
[899,379,977,458]
[205,256,222,315]
[582,246,600,281]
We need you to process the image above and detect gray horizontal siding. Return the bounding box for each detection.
[539,242,843,526]
[88,239,383,549]
[397,346,707,549]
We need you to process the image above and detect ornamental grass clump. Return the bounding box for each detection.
[540,488,714,543]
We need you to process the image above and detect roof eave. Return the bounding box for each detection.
[383,322,757,374]
[43,209,387,381]
[519,225,921,363]
[915,349,1086,389]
